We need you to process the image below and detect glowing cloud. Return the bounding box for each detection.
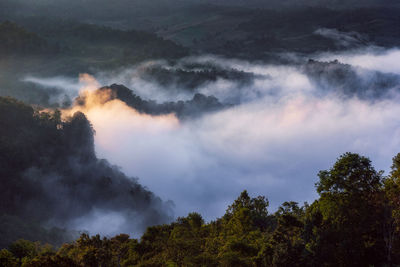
[46,49,400,221]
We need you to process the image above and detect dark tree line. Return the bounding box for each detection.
[303,59,400,99]
[0,21,52,55]
[140,65,257,91]
[76,84,226,119]
[2,151,400,266]
[0,97,172,249]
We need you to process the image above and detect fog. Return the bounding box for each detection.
[21,47,400,222]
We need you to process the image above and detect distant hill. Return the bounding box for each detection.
[16,18,188,60]
[0,20,189,105]
[77,84,226,119]
[155,7,400,58]
[0,21,51,55]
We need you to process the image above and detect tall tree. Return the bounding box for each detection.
[383,153,400,266]
[311,153,385,266]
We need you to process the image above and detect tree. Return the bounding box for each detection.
[383,153,400,266]
[312,153,385,266]
[264,202,306,267]
[23,254,78,267]
[316,152,382,195]
[8,239,38,266]
[0,249,17,267]
[224,190,270,233]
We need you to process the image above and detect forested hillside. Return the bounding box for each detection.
[0,97,172,250]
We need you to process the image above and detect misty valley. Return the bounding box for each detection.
[1,0,400,266]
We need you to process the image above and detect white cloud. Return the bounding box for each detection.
[29,48,400,222]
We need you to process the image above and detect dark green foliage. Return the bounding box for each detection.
[0,97,172,249]
[0,249,17,267]
[0,21,51,55]
[3,149,400,266]
[0,19,187,63]
[23,20,188,61]
[79,84,226,119]
[303,59,400,99]
[307,153,386,266]
[316,152,382,194]
[140,65,258,91]
[3,151,397,267]
[8,239,37,265]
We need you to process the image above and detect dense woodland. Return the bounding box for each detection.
[0,96,172,252]
[1,1,400,266]
[0,153,400,266]
[1,94,400,266]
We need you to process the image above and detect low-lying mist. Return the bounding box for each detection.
[25,47,400,222]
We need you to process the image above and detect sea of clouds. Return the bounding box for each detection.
[24,47,400,224]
